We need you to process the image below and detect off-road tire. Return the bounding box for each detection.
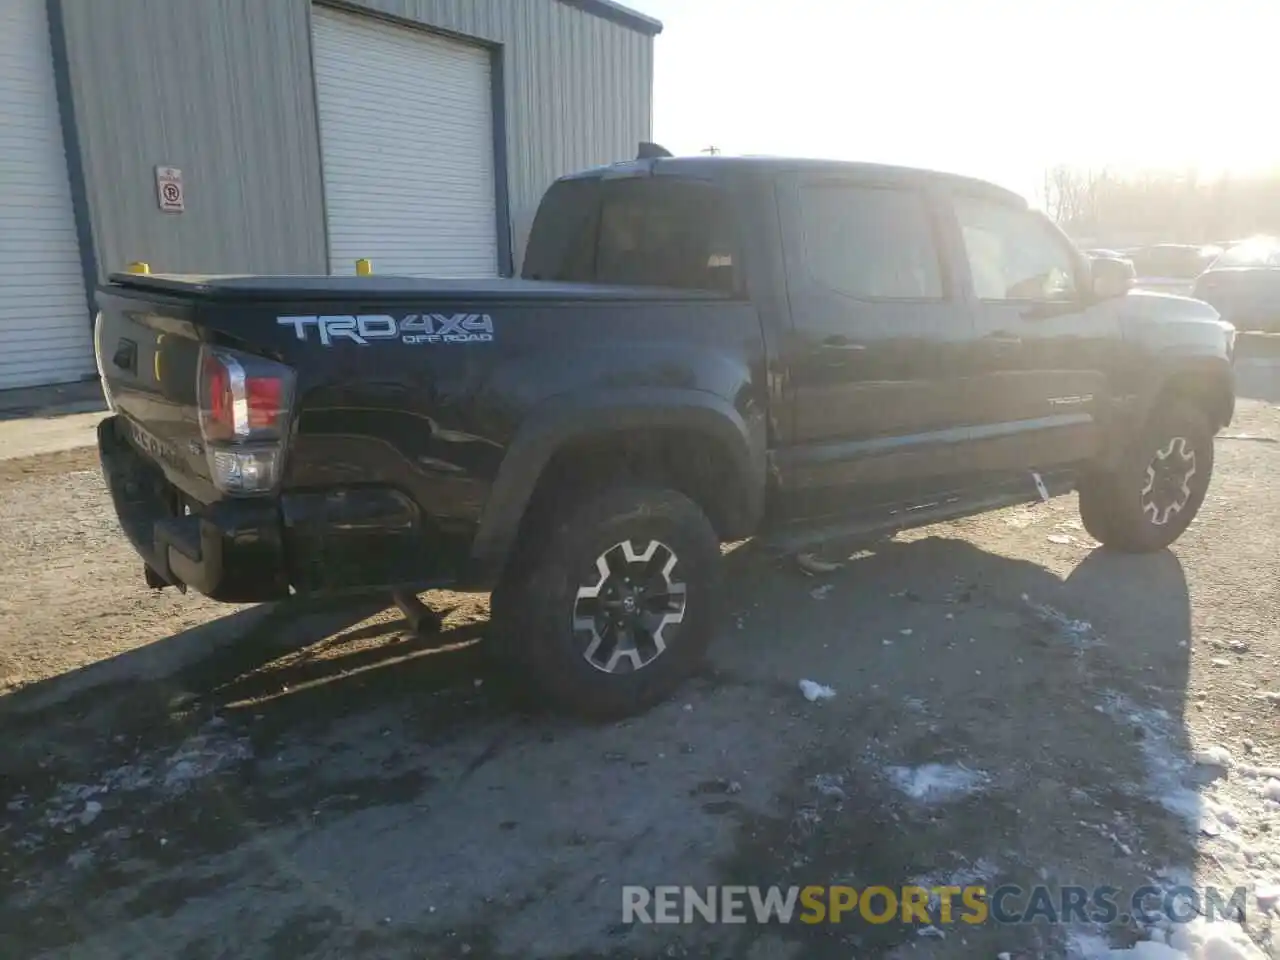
[1077,400,1214,552]
[490,486,720,719]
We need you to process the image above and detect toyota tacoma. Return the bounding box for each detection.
[95,148,1236,717]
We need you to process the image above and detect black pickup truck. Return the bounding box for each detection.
[95,151,1236,717]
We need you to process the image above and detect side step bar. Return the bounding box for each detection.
[762,470,1077,555]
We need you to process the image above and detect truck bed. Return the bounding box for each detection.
[106,273,732,303]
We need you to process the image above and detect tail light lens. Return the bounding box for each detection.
[197,345,295,494]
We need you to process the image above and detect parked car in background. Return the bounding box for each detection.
[1193,237,1280,331]
[1084,248,1130,262]
[1128,243,1222,296]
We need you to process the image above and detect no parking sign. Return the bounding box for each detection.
[155,166,184,212]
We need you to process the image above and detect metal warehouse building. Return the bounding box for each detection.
[0,0,659,390]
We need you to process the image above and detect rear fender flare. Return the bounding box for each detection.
[469,387,766,577]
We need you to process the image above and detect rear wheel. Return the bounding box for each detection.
[490,486,720,719]
[1077,400,1213,552]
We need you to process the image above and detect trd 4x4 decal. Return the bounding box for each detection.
[277,313,495,346]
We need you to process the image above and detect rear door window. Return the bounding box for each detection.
[523,177,740,293]
[594,179,739,292]
[798,183,944,300]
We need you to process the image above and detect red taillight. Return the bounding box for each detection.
[202,351,234,440]
[198,346,292,442]
[246,375,283,431]
[197,345,296,494]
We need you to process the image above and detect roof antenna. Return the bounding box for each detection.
[636,141,673,160]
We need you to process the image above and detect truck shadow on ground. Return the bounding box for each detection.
[1,532,1197,960]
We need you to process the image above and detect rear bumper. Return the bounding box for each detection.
[98,415,458,602]
[99,417,289,602]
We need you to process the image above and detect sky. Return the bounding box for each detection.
[623,0,1280,202]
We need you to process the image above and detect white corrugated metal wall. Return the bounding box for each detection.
[312,6,499,277]
[59,0,655,282]
[0,0,93,389]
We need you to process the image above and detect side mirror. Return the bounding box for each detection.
[1089,256,1135,301]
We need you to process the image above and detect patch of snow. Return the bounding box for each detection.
[917,924,945,938]
[809,584,834,601]
[1096,692,1277,958]
[1048,533,1074,544]
[809,773,847,800]
[1160,916,1268,958]
[162,734,253,794]
[36,720,253,839]
[1211,659,1232,668]
[887,763,986,803]
[1022,593,1099,646]
[908,858,999,909]
[799,680,835,702]
[1262,779,1280,803]
[1070,930,1118,958]
[1073,916,1269,958]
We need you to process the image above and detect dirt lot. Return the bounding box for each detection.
[2,363,1278,960]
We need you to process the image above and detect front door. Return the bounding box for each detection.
[945,192,1120,480]
[776,175,979,522]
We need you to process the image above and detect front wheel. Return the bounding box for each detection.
[490,486,720,719]
[1077,400,1214,552]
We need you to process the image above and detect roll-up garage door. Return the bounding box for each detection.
[311,6,499,278]
[0,0,93,389]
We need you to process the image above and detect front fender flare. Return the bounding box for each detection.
[468,387,767,580]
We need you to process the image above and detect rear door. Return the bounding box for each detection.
[776,174,979,522]
[945,192,1119,478]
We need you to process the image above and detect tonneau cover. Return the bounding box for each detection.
[104,273,729,303]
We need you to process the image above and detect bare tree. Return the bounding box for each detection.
[1041,163,1280,244]
[1040,165,1109,233]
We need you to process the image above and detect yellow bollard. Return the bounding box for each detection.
[126,261,151,274]
[355,258,372,276]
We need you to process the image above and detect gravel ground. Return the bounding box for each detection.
[1,375,1278,959]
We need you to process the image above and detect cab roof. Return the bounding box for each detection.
[561,153,1025,205]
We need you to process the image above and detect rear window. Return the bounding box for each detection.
[522,177,740,293]
[1130,246,1215,278]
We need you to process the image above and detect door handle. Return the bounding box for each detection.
[112,338,137,373]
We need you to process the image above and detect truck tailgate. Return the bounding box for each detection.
[94,291,211,493]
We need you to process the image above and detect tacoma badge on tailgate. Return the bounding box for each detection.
[127,418,186,472]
